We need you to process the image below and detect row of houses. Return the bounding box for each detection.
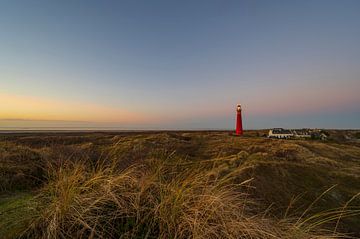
[268,128,328,140]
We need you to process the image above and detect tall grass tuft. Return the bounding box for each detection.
[2,155,358,238]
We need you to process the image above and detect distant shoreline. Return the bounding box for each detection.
[0,128,359,134]
[0,129,234,134]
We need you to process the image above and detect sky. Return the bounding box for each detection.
[1,0,360,129]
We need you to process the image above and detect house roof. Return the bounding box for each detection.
[272,128,292,134]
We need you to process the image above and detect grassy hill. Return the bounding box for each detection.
[1,131,360,238]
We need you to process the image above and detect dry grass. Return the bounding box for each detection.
[1,131,360,238]
[1,157,354,238]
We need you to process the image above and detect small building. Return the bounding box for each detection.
[310,130,328,140]
[293,129,311,139]
[268,128,293,139]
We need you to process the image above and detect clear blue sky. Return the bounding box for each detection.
[1,0,359,129]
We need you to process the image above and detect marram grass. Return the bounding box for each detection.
[1,155,358,239]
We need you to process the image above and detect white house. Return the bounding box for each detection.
[293,129,312,139]
[268,128,293,139]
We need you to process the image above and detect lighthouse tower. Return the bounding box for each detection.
[236,104,243,136]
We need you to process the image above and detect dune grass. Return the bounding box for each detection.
[0,156,358,238]
[1,132,360,238]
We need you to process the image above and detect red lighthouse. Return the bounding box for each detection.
[236,104,243,136]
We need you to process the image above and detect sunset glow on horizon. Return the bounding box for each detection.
[1,1,360,129]
[0,93,146,123]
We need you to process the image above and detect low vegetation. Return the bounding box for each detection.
[1,131,360,238]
